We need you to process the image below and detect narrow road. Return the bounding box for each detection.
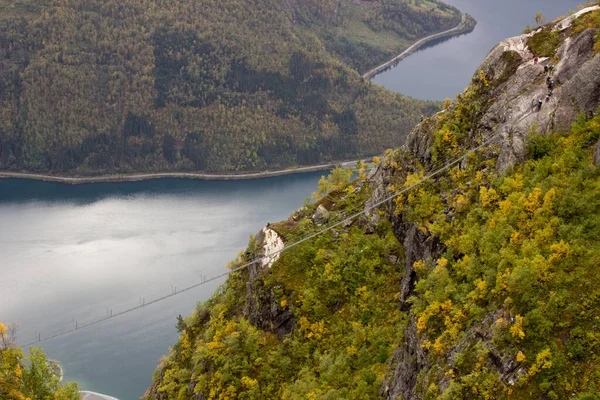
[0,160,364,184]
[363,14,469,80]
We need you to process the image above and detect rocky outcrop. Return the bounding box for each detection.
[405,119,436,165]
[475,9,600,173]
[380,318,427,400]
[244,227,294,340]
[311,204,330,225]
[393,222,443,310]
[554,6,600,32]
[370,7,600,399]
[256,227,284,269]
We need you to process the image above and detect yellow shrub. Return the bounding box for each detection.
[480,186,499,208]
[510,315,526,341]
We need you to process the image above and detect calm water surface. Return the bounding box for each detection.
[373,0,583,100]
[0,175,322,399]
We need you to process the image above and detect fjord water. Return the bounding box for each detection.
[0,175,322,399]
[372,0,583,100]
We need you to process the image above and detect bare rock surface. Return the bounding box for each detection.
[243,226,294,340]
[311,204,330,225]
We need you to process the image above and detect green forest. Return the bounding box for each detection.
[147,96,600,400]
[145,9,600,395]
[0,0,459,174]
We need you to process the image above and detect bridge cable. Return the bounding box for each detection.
[17,134,499,348]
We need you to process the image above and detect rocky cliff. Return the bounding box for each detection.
[374,7,600,398]
[147,6,600,399]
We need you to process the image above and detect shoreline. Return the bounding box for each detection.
[0,160,363,185]
[362,13,476,81]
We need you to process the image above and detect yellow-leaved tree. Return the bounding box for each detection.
[0,323,80,399]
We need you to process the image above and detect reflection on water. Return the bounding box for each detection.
[0,174,322,399]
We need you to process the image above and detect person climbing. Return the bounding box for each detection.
[549,65,554,75]
[548,80,554,90]
[545,94,551,102]
[546,76,552,84]
[548,90,553,97]
[534,57,539,64]
[537,99,543,110]
[544,65,549,73]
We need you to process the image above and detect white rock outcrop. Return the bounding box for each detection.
[554,5,600,32]
[259,227,284,269]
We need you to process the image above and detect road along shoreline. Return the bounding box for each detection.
[363,13,476,81]
[0,160,366,185]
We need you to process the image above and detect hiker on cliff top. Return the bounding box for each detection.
[420,115,425,122]
[534,57,539,64]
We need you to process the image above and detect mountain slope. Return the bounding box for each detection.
[0,0,459,175]
[147,5,600,400]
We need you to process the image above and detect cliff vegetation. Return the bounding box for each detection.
[147,7,600,399]
[0,323,79,400]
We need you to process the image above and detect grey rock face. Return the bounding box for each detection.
[477,27,600,173]
[244,229,295,340]
[393,220,443,310]
[380,319,427,400]
[594,139,600,166]
[363,163,389,227]
[406,119,435,164]
[312,204,329,225]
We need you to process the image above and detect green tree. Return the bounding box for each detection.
[313,167,353,199]
[0,323,79,399]
[534,12,546,26]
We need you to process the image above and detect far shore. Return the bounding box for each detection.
[362,13,475,81]
[0,160,366,185]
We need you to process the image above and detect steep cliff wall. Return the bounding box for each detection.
[373,6,600,398]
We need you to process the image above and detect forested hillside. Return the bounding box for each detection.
[147,7,600,399]
[0,0,458,175]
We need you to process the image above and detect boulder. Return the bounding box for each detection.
[311,204,329,225]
